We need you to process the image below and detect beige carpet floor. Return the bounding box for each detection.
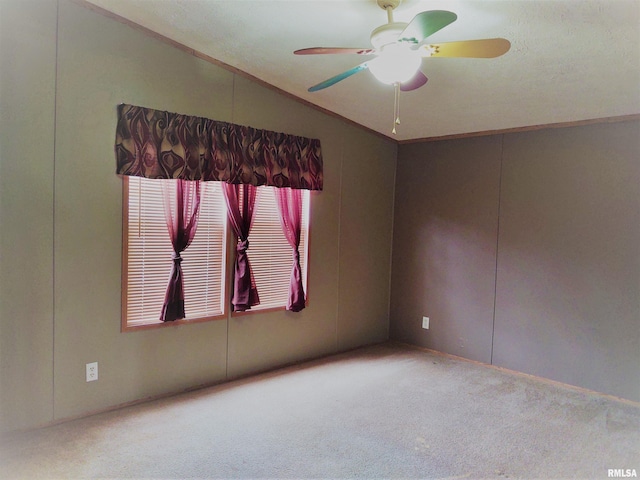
[1,342,639,479]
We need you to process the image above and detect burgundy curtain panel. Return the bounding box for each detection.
[275,188,306,312]
[115,104,323,190]
[223,183,260,312]
[160,179,201,321]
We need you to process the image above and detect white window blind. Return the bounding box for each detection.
[248,187,310,311]
[124,177,227,327]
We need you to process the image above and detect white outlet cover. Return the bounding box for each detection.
[422,317,430,329]
[86,362,98,382]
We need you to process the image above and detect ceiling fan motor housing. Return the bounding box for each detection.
[370,22,409,49]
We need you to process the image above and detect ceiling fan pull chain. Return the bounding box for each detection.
[392,82,400,135]
[395,82,401,126]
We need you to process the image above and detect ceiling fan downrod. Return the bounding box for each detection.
[377,0,402,20]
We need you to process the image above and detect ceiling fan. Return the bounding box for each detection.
[294,0,511,133]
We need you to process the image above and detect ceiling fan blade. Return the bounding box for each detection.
[420,38,511,58]
[400,71,428,92]
[308,62,370,92]
[399,10,457,44]
[295,47,376,55]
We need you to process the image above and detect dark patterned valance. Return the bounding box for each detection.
[115,104,323,190]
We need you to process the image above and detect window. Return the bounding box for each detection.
[123,177,228,328]
[249,186,310,311]
[122,177,310,329]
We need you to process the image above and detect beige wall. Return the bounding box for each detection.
[390,136,502,364]
[391,122,640,402]
[0,0,58,433]
[0,0,396,433]
[493,124,639,401]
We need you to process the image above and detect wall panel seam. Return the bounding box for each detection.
[490,135,505,365]
[51,0,60,424]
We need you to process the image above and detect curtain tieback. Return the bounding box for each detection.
[237,239,249,254]
[172,252,183,265]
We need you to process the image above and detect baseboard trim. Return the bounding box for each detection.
[2,341,386,437]
[389,340,640,408]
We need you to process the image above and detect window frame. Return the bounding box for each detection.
[231,185,310,316]
[121,176,311,331]
[121,176,231,331]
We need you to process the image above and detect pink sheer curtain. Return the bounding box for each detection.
[223,183,260,311]
[275,187,306,312]
[160,179,201,321]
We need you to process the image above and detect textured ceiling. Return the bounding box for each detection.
[85,0,640,142]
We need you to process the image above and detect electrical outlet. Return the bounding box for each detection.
[86,362,98,382]
[422,316,430,329]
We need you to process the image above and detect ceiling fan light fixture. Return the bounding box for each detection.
[368,43,421,85]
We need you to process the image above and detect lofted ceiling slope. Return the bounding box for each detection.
[83,0,640,142]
